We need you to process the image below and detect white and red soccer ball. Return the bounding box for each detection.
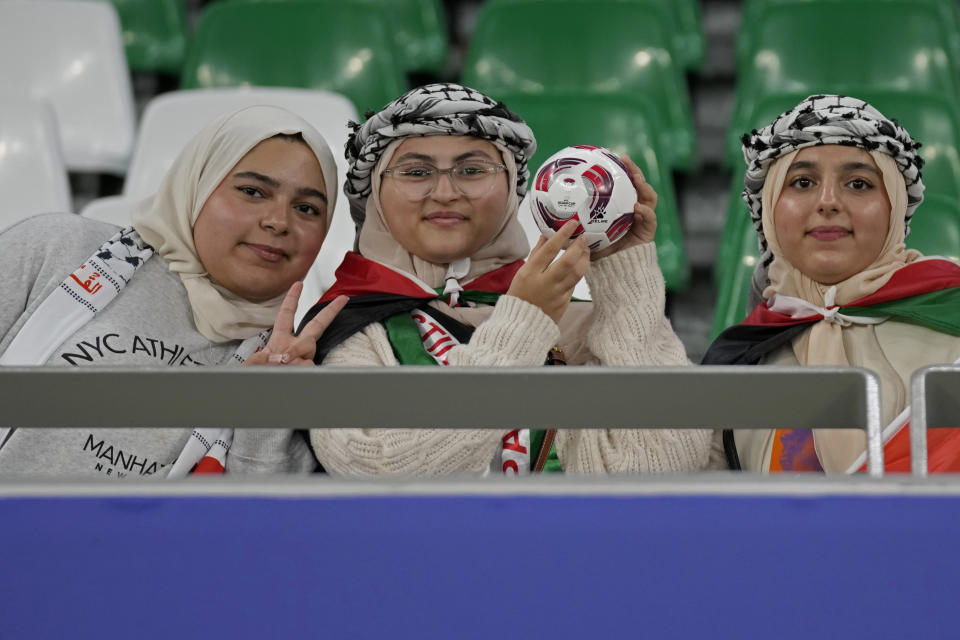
[528,145,637,252]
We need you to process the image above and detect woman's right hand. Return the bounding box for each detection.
[507,220,590,324]
[244,281,348,366]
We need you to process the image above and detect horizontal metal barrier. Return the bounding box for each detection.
[911,365,960,476]
[0,365,885,475]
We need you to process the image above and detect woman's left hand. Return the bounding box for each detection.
[244,281,348,366]
[590,154,658,261]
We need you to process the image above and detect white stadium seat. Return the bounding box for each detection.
[0,95,72,229]
[79,195,144,228]
[0,1,135,174]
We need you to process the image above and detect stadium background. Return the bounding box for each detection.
[3,2,960,638]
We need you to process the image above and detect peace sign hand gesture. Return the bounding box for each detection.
[243,281,349,367]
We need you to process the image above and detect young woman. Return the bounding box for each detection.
[0,105,346,478]
[296,83,711,475]
[705,94,960,473]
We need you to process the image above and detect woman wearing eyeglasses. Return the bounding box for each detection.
[296,83,710,475]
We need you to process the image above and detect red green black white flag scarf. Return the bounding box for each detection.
[703,258,960,473]
[302,252,560,473]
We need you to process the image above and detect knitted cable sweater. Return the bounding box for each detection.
[310,244,712,475]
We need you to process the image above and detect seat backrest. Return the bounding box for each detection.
[79,195,141,227]
[0,1,136,173]
[486,0,704,71]
[0,95,72,228]
[224,0,448,75]
[463,0,695,171]
[906,193,960,261]
[104,0,189,74]
[380,0,448,75]
[181,1,405,116]
[739,0,960,71]
[500,91,688,291]
[730,1,960,159]
[711,188,757,339]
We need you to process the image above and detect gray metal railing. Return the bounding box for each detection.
[0,365,885,475]
[910,365,960,477]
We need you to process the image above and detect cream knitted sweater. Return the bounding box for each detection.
[310,244,712,475]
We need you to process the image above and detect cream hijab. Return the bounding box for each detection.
[761,148,921,365]
[131,105,338,343]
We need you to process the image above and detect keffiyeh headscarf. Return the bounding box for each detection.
[344,83,537,227]
[343,83,538,296]
[742,94,925,268]
[131,105,338,342]
[740,95,932,466]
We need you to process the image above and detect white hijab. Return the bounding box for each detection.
[131,105,338,342]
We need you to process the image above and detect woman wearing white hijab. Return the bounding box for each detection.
[705,94,960,473]
[0,105,345,478]
[299,83,712,476]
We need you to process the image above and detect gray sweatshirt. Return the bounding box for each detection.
[0,213,315,478]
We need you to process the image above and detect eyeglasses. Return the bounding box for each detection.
[381,160,507,201]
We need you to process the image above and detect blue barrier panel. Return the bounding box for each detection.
[1,493,958,638]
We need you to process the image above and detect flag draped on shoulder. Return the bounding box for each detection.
[703,258,960,473]
[300,252,523,363]
[299,251,561,473]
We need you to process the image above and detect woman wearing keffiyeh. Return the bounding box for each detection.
[704,94,960,473]
[299,83,711,475]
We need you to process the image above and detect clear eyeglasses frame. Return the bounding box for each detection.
[381,159,507,201]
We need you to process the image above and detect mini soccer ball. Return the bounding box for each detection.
[528,145,637,252]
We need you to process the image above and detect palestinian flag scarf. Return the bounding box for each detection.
[300,252,561,473]
[703,259,960,473]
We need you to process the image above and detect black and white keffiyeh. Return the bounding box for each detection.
[741,94,925,265]
[343,83,537,225]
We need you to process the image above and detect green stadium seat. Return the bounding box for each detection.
[486,0,704,71]
[726,92,960,202]
[498,91,689,290]
[104,0,188,74]
[671,0,705,71]
[462,0,696,171]
[905,193,960,262]
[714,167,751,288]
[711,180,757,339]
[730,0,960,168]
[181,1,405,114]
[226,0,448,75]
[738,0,960,72]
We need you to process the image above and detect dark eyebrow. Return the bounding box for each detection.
[454,149,497,162]
[393,149,498,164]
[787,160,817,172]
[841,161,881,176]
[787,160,880,176]
[393,152,435,163]
[233,171,279,188]
[296,187,328,203]
[234,171,327,203]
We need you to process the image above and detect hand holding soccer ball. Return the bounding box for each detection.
[591,154,658,261]
[507,219,590,324]
[528,145,656,259]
